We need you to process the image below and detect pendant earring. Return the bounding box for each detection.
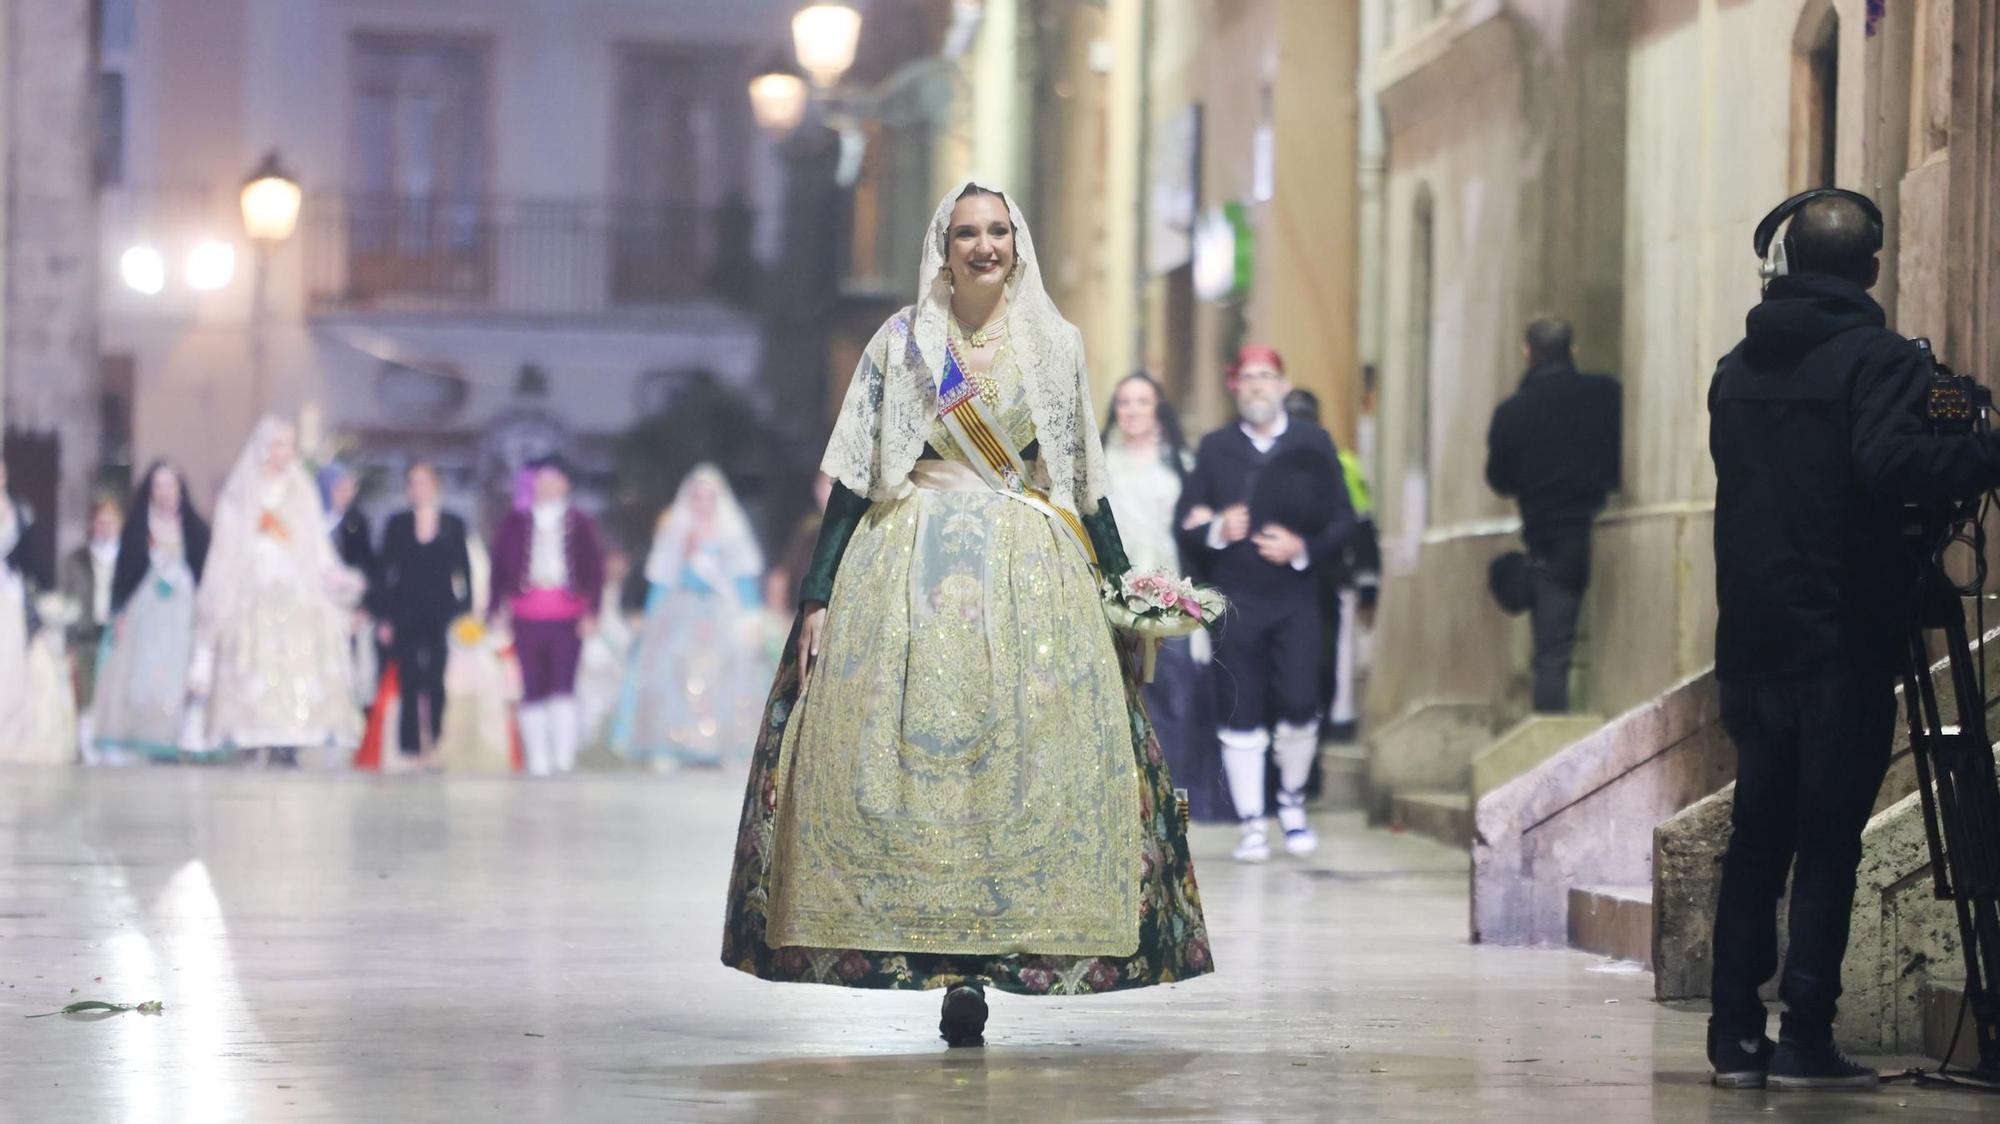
[939,264,955,290]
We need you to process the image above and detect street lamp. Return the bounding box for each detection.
[791,2,862,88]
[241,152,303,242]
[748,53,809,132]
[239,150,301,417]
[119,245,166,295]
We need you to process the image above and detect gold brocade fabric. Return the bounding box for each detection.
[766,364,1140,956]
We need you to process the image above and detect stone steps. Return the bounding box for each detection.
[1392,789,1472,847]
[1317,741,1369,810]
[1472,714,1604,798]
[1566,883,1653,966]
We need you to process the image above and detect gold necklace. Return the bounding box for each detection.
[947,337,1009,409]
[950,310,1008,349]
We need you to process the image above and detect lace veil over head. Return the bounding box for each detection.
[819,180,1108,514]
[198,415,344,631]
[644,463,764,593]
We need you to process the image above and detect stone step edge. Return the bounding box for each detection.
[1391,789,1473,847]
[1567,883,1654,968]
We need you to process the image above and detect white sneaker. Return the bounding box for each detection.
[1277,801,1319,857]
[1233,820,1272,863]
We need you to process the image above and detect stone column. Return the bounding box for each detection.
[1947,0,2000,384]
[3,0,100,554]
[1266,0,1362,446]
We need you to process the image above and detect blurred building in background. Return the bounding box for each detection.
[94,0,797,534]
[945,0,1363,437]
[1,0,101,564]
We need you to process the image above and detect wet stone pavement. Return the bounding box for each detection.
[0,766,1982,1121]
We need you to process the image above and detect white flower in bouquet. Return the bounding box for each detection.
[1100,569,1229,683]
[33,592,81,630]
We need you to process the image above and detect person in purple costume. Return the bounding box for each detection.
[489,455,606,775]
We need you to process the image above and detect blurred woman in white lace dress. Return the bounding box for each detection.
[192,418,362,765]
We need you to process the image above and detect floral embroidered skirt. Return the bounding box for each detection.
[720,488,1213,994]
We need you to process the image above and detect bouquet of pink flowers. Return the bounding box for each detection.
[1101,569,1228,682]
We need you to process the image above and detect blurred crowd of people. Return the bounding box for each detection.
[1106,348,1381,861]
[0,416,790,777]
[0,355,1379,813]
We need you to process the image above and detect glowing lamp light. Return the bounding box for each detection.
[120,246,166,295]
[749,70,809,132]
[185,241,237,291]
[239,151,302,243]
[792,2,862,88]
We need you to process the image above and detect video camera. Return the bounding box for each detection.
[1921,338,1991,438]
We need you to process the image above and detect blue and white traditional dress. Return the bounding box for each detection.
[94,511,204,760]
[613,466,765,767]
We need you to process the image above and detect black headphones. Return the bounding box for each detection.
[1752,188,1884,283]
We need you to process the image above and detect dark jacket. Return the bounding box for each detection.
[330,508,375,583]
[110,502,210,616]
[60,545,114,637]
[1709,273,2000,684]
[489,505,606,614]
[1174,418,1356,604]
[4,503,49,591]
[373,510,473,626]
[1486,362,1622,548]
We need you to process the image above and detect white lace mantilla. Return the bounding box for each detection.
[820,180,1109,516]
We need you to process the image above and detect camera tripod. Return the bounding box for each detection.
[1898,537,2000,1085]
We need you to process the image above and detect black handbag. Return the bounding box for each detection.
[1488,550,1534,616]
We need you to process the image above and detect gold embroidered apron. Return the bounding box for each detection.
[764,348,1141,956]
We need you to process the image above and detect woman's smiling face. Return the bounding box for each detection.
[945,192,1015,293]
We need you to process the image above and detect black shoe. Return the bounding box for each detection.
[938,985,987,1048]
[1766,1040,1879,1090]
[1707,1028,1774,1089]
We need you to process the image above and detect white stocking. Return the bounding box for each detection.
[1273,720,1320,796]
[548,696,580,773]
[1219,726,1271,822]
[518,702,553,777]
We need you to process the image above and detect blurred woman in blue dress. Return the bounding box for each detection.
[613,464,765,768]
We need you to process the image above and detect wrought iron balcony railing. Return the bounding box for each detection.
[301,193,760,317]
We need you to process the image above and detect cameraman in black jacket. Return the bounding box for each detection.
[1707,190,2000,1091]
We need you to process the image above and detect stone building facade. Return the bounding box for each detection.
[96,0,793,534]
[886,0,1364,436]
[1360,0,2000,1055]
[1363,0,1992,731]
[2,0,100,560]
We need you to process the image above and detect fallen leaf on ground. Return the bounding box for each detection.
[25,1000,164,1019]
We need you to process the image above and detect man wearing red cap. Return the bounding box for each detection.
[1176,345,1356,862]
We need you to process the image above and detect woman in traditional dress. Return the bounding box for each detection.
[0,457,65,765]
[575,548,633,757]
[93,462,211,763]
[436,519,518,773]
[1102,372,1231,822]
[0,461,34,753]
[193,417,362,765]
[721,182,1212,1047]
[615,466,764,768]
